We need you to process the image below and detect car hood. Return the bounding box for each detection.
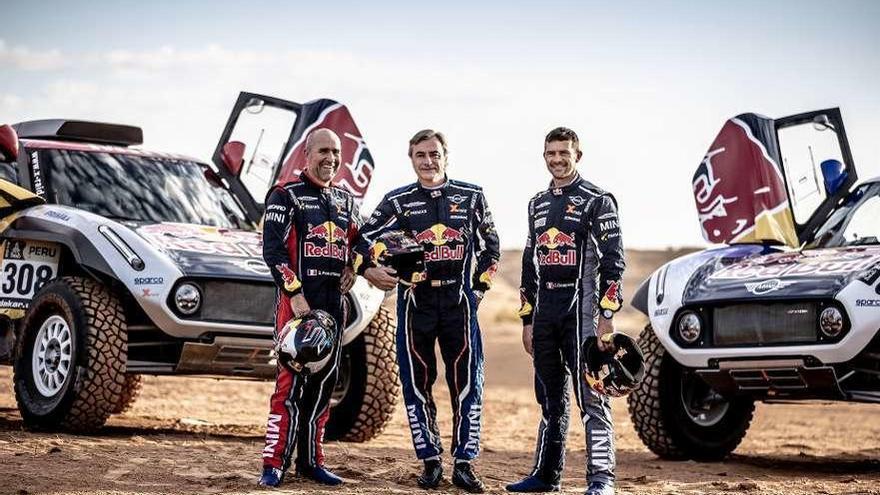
[684,245,880,303]
[134,222,272,281]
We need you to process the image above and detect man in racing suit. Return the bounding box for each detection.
[507,127,625,495]
[259,128,361,488]
[356,129,500,493]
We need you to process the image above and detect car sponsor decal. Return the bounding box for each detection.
[134,276,164,285]
[138,223,262,258]
[692,117,797,246]
[710,248,880,281]
[0,239,61,317]
[856,299,880,308]
[744,278,797,295]
[275,101,374,200]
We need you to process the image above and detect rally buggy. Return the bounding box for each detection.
[0,92,399,439]
[627,108,880,460]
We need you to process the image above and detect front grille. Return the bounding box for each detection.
[200,281,276,326]
[713,302,817,346]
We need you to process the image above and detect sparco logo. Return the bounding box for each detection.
[744,278,797,295]
[856,299,880,307]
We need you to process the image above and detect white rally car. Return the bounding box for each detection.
[0,93,398,439]
[627,108,880,460]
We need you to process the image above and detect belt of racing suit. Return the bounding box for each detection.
[518,174,625,485]
[260,172,361,474]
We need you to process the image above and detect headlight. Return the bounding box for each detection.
[174,283,201,315]
[677,311,702,344]
[819,307,843,338]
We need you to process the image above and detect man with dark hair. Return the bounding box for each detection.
[259,128,361,488]
[355,129,500,493]
[507,127,625,495]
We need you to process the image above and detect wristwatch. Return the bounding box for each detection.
[601,309,614,320]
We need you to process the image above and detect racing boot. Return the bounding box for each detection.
[505,474,561,492]
[584,481,614,495]
[296,464,343,486]
[452,460,486,493]
[417,459,443,489]
[258,466,283,488]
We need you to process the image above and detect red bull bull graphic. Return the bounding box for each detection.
[535,227,577,266]
[304,222,349,261]
[414,224,466,262]
[275,263,302,293]
[600,280,621,312]
[692,116,797,247]
[478,263,499,287]
[276,101,374,201]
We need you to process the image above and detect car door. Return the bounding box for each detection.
[693,107,857,247]
[774,107,858,244]
[212,92,375,224]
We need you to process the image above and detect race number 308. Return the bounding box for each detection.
[0,240,61,304]
[2,261,54,298]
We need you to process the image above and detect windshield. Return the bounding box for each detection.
[808,183,880,248]
[40,149,252,229]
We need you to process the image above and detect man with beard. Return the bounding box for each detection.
[259,128,361,488]
[507,127,625,495]
[355,129,500,493]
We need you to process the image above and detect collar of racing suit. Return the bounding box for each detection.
[417,175,449,193]
[548,173,583,194]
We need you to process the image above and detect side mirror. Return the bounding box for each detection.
[820,159,847,196]
[221,141,246,176]
[203,166,223,188]
[812,114,837,133]
[244,97,265,114]
[0,125,19,162]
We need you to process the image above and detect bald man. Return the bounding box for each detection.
[259,128,362,488]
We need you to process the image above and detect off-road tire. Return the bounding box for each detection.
[13,277,127,431]
[326,306,399,442]
[627,324,755,461]
[112,374,143,414]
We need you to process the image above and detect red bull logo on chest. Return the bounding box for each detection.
[304,222,348,261]
[536,227,577,266]
[415,224,466,262]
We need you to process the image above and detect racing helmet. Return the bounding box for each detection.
[277,309,338,374]
[372,230,426,285]
[582,333,645,397]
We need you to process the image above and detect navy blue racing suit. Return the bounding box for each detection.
[355,178,500,462]
[518,174,625,485]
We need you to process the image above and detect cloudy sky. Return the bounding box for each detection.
[2,1,879,248]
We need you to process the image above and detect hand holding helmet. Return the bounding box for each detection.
[277,309,339,374]
[367,230,426,288]
[582,333,645,397]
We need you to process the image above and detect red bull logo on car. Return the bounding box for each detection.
[304,222,348,261]
[414,224,465,262]
[535,227,576,266]
[692,117,797,247]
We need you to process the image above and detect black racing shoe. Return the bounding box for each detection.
[417,459,443,489]
[505,474,561,492]
[452,461,486,493]
[584,481,614,495]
